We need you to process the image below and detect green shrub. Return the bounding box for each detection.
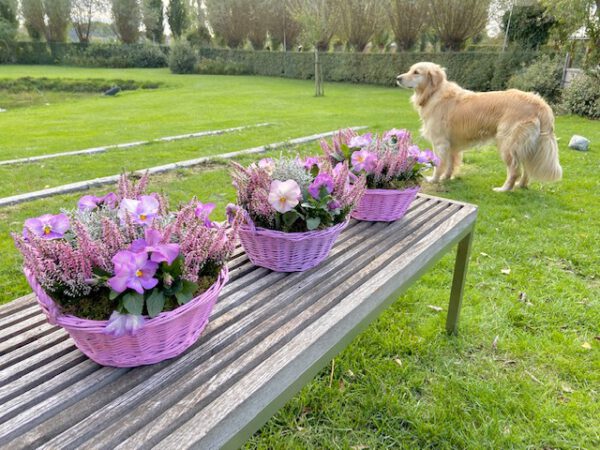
[508,55,563,103]
[169,41,197,74]
[562,71,600,119]
[197,57,251,75]
[0,77,161,93]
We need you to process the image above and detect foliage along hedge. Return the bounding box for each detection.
[0,77,161,92]
[196,48,541,91]
[0,41,540,92]
[0,42,168,68]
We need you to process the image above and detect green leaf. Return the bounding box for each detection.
[146,289,165,318]
[283,209,302,227]
[123,292,144,315]
[163,254,183,278]
[306,216,321,230]
[341,143,351,160]
[109,289,120,301]
[176,280,198,305]
[93,267,112,278]
[310,165,319,178]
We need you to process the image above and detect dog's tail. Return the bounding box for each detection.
[517,105,562,182]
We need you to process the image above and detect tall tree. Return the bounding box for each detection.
[0,0,18,41]
[111,0,141,43]
[142,0,164,42]
[71,0,108,43]
[540,0,600,61]
[264,0,301,51]
[389,0,429,51]
[428,0,490,51]
[290,0,339,51]
[290,0,340,96]
[22,0,46,41]
[501,2,554,49]
[205,0,250,48]
[44,0,71,43]
[247,0,268,49]
[167,0,189,38]
[335,0,384,51]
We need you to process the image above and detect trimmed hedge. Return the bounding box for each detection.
[197,48,542,91]
[0,77,161,92]
[0,42,168,68]
[0,42,542,92]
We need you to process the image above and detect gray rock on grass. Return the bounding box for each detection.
[568,135,590,152]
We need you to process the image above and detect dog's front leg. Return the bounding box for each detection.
[427,145,449,183]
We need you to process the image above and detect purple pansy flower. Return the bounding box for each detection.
[308,173,334,199]
[408,145,421,159]
[327,199,341,211]
[303,156,320,171]
[225,203,239,224]
[118,195,159,226]
[130,228,180,265]
[384,128,411,142]
[348,133,372,149]
[108,250,159,294]
[257,158,274,175]
[78,192,118,211]
[351,150,378,173]
[23,213,70,240]
[418,149,440,166]
[194,201,216,227]
[105,311,145,337]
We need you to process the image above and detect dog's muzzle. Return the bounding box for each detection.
[396,75,404,87]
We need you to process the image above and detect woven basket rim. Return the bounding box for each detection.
[239,217,349,242]
[24,265,228,333]
[363,186,421,195]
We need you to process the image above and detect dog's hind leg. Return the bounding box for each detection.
[493,147,520,192]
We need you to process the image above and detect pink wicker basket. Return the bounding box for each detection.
[237,214,348,272]
[351,186,420,222]
[24,266,228,368]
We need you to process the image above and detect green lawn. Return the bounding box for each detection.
[0,65,598,449]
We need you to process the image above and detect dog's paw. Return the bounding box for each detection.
[426,176,440,183]
[493,186,512,192]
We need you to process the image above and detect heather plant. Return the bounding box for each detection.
[13,173,239,336]
[320,128,439,190]
[230,156,365,233]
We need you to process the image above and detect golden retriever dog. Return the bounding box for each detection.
[396,62,562,191]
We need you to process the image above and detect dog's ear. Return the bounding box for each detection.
[428,67,446,90]
[418,67,445,107]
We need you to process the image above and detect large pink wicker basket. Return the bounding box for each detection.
[237,214,348,272]
[351,186,420,222]
[24,266,228,368]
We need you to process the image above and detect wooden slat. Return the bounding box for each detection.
[0,195,477,450]
[157,205,477,449]
[44,201,455,449]
[34,199,446,449]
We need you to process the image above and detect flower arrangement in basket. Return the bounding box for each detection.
[13,173,239,367]
[321,128,439,222]
[229,156,365,272]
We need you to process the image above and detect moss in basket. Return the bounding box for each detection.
[49,260,221,321]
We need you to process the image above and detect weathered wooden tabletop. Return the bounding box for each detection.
[0,194,477,450]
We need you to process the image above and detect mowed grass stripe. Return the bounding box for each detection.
[0,123,273,166]
[0,127,366,207]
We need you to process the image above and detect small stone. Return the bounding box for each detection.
[104,86,121,96]
[568,135,590,152]
[0,108,6,113]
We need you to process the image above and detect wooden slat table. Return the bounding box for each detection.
[0,194,477,449]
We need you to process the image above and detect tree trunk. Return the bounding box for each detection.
[314,48,323,97]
